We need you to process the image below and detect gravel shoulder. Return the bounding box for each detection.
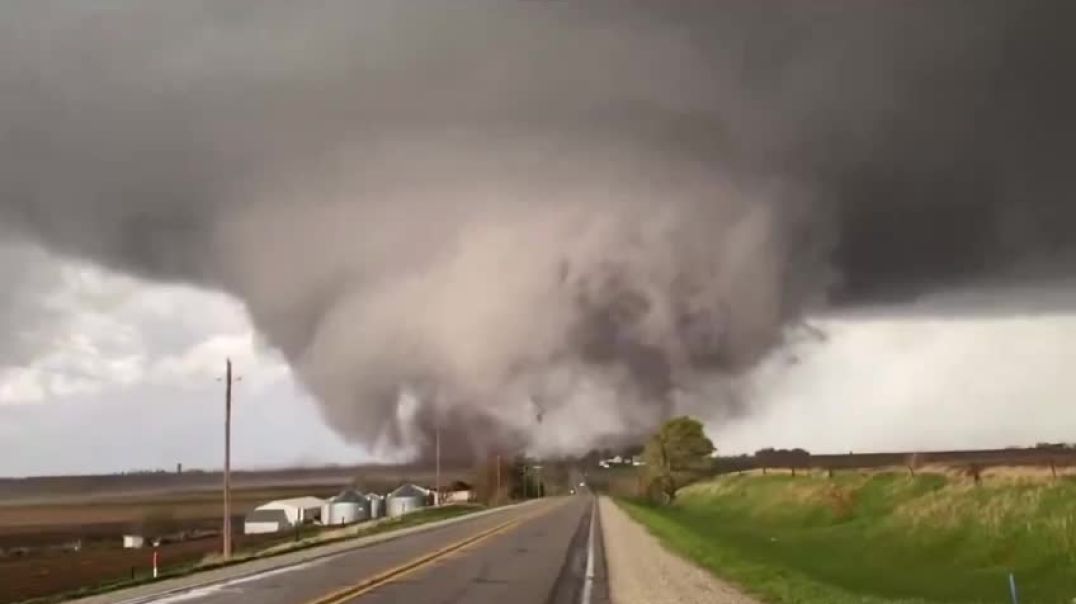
[599,497,760,604]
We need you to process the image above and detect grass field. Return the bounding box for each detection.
[619,470,1076,603]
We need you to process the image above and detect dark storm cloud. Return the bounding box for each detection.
[0,241,67,366]
[1,0,1073,458]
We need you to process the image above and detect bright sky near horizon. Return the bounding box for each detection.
[3,246,1075,477]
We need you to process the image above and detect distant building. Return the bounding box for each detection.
[243,496,325,534]
[444,490,473,503]
[122,535,145,549]
[444,480,474,503]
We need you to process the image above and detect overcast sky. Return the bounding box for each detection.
[2,2,1074,476]
[0,244,370,477]
[3,244,1074,476]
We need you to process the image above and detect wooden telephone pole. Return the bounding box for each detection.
[222,359,234,560]
[435,419,441,506]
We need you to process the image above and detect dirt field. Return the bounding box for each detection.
[0,524,329,604]
[0,464,472,603]
[0,486,344,604]
[0,463,468,504]
[0,485,340,548]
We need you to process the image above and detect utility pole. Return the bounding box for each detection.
[222,359,233,560]
[435,417,441,506]
[495,454,501,504]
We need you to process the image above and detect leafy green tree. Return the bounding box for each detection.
[643,416,715,503]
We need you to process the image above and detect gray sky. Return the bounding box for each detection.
[0,245,369,476]
[721,311,1076,455]
[3,245,1075,476]
[2,2,1075,474]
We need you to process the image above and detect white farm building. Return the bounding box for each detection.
[243,496,325,535]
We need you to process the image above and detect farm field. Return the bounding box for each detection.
[0,486,338,604]
[620,469,1076,603]
[0,464,471,604]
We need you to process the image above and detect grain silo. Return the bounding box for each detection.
[366,493,384,520]
[321,490,369,526]
[386,484,429,517]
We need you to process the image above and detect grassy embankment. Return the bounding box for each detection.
[619,470,1076,603]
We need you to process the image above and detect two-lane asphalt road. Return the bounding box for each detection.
[122,496,607,604]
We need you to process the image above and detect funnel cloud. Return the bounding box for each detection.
[1,1,1074,459]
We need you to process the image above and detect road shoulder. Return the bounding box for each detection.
[598,497,759,604]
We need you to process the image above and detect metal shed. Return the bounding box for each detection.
[255,496,324,525]
[243,508,292,535]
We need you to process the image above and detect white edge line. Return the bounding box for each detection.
[580,498,597,604]
[109,502,535,604]
[138,560,322,604]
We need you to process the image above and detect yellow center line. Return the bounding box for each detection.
[303,500,566,604]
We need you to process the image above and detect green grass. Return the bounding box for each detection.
[618,472,1076,604]
[20,504,484,604]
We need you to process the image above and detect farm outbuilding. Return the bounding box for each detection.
[257,496,324,524]
[321,490,369,526]
[244,508,292,535]
[243,496,325,534]
[387,484,430,517]
[444,480,475,503]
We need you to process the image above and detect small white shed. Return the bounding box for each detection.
[256,496,325,525]
[243,496,325,535]
[122,534,145,549]
[244,508,292,535]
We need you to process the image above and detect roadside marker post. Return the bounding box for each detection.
[152,549,159,579]
[1008,572,1019,604]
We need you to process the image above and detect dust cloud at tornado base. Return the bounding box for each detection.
[1,1,1074,459]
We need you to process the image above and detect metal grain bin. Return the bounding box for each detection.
[366,493,384,519]
[321,490,369,526]
[386,484,429,517]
